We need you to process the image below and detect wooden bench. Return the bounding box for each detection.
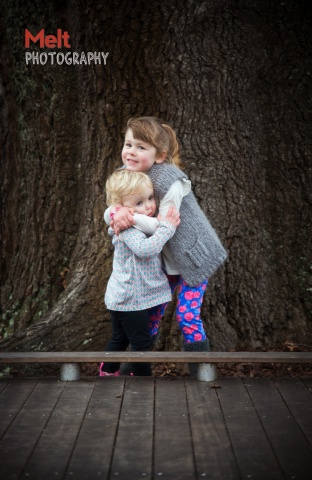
[1,351,312,382]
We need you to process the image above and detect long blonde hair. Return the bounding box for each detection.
[126,116,182,168]
[106,168,153,206]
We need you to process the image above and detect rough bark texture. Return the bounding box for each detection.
[0,0,311,356]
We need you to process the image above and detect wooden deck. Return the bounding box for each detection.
[0,376,311,480]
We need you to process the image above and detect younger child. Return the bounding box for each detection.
[101,168,180,376]
[105,117,227,375]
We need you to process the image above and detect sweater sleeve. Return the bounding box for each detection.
[132,179,191,235]
[103,206,111,225]
[120,222,176,258]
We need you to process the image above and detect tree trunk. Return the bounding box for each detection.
[0,0,311,356]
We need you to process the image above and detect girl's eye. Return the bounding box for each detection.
[136,201,143,206]
[125,143,132,148]
[138,145,145,151]
[149,195,154,201]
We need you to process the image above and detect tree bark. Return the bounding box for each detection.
[0,0,311,355]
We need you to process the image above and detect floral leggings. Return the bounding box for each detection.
[148,275,208,343]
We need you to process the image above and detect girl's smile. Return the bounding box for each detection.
[122,129,166,172]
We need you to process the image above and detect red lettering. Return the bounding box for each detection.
[24,29,45,48]
[45,35,57,48]
[62,31,71,48]
[24,29,71,49]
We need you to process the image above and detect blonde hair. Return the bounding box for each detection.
[126,116,182,167]
[106,168,154,206]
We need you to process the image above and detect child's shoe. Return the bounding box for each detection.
[99,362,120,377]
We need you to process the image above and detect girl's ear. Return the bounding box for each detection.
[155,151,167,164]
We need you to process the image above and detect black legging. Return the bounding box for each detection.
[104,309,152,376]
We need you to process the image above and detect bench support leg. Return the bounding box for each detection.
[60,363,81,381]
[197,363,218,382]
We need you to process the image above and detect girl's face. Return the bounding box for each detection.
[122,184,156,217]
[121,129,166,172]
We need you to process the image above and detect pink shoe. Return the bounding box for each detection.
[99,362,120,377]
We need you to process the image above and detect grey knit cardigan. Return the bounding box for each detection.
[148,163,227,286]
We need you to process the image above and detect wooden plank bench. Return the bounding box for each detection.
[1,351,312,382]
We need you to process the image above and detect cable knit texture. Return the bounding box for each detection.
[148,163,227,286]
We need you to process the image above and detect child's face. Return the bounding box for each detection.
[122,184,156,217]
[121,129,166,172]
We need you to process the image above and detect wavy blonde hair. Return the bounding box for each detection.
[106,168,153,206]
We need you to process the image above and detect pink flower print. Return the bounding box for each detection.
[193,291,201,299]
[183,327,194,335]
[179,305,187,313]
[184,291,194,300]
[191,301,198,309]
[194,333,203,341]
[184,312,194,321]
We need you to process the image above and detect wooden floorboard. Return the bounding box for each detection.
[0,376,311,480]
[185,378,240,479]
[154,378,195,479]
[21,380,95,479]
[64,377,126,480]
[215,377,284,480]
[244,377,312,480]
[273,378,312,445]
[109,377,154,480]
[0,378,39,439]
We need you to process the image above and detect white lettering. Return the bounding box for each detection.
[101,52,109,65]
[40,53,48,65]
[80,52,87,65]
[25,51,110,65]
[56,52,64,65]
[48,52,56,65]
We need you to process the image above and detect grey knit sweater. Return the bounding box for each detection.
[148,163,227,286]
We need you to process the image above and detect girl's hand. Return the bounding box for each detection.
[157,206,180,228]
[111,206,135,234]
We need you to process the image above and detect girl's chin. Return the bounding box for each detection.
[125,164,139,171]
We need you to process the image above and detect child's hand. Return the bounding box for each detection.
[111,206,135,234]
[157,206,180,228]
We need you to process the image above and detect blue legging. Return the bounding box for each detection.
[148,275,208,343]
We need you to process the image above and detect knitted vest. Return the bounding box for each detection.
[148,163,227,286]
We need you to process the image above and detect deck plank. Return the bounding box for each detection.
[0,376,312,479]
[216,377,284,479]
[274,377,312,444]
[302,377,312,391]
[186,379,240,479]
[64,377,126,480]
[154,378,196,479]
[108,376,154,480]
[0,378,65,480]
[21,380,95,479]
[0,378,38,438]
[244,377,312,479]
